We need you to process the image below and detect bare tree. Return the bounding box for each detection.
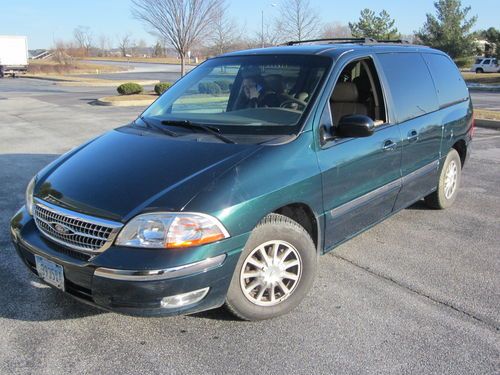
[98,34,110,57]
[321,22,352,39]
[73,26,93,56]
[255,23,284,47]
[211,4,239,55]
[131,0,224,76]
[117,33,132,57]
[52,40,74,65]
[276,0,319,41]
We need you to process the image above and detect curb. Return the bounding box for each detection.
[476,119,500,130]
[95,97,156,107]
[59,80,159,87]
[23,75,70,82]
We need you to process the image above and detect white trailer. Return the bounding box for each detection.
[0,35,28,77]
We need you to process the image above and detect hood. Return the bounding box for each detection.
[35,127,258,221]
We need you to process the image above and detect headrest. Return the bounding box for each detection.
[264,74,284,94]
[331,82,359,102]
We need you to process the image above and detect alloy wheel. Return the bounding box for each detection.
[239,240,302,307]
[444,160,458,199]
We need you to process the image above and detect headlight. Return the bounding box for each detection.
[115,213,230,249]
[25,177,36,216]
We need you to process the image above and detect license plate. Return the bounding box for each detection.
[35,255,65,291]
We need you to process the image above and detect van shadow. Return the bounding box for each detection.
[406,199,433,211]
[0,261,106,321]
[191,307,240,321]
[0,153,106,321]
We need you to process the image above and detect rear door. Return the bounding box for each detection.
[483,59,494,72]
[491,58,499,72]
[376,53,441,210]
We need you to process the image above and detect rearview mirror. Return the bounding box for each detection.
[337,115,375,138]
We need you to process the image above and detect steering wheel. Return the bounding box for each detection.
[279,98,307,110]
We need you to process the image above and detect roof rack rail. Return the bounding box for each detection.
[281,37,410,46]
[376,39,411,44]
[282,38,372,46]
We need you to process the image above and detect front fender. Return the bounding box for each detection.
[183,131,324,237]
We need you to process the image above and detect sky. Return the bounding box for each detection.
[0,0,498,50]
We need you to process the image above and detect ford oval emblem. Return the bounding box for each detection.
[51,222,74,236]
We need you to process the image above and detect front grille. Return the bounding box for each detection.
[33,200,122,254]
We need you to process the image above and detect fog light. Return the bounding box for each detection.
[160,287,209,309]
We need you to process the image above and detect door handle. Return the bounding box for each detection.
[382,139,397,151]
[407,130,419,142]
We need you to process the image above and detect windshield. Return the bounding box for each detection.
[141,54,332,135]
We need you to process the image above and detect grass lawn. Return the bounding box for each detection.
[28,59,126,75]
[475,109,500,121]
[462,72,500,85]
[175,95,229,104]
[84,56,202,65]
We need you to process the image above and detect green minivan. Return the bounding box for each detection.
[10,39,473,320]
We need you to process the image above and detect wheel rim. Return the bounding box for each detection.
[239,240,302,307]
[444,160,458,199]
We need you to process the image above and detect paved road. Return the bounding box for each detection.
[0,78,499,375]
[470,90,500,110]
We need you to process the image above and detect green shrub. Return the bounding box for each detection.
[454,56,475,69]
[154,82,172,95]
[198,82,208,93]
[214,80,231,92]
[198,82,221,95]
[117,82,143,95]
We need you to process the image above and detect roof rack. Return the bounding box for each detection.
[282,38,410,46]
[376,39,411,44]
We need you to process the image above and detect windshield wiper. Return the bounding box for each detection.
[137,116,180,137]
[161,120,235,144]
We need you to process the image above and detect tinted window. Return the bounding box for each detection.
[422,53,469,108]
[475,58,483,64]
[483,59,491,65]
[377,53,439,122]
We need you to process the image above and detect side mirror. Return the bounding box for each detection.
[337,115,375,138]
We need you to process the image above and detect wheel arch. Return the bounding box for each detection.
[452,139,467,168]
[272,203,322,254]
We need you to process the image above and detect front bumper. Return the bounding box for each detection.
[10,206,247,317]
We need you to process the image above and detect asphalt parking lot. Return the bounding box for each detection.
[0,78,499,374]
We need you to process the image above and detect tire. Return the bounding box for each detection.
[424,149,461,209]
[475,68,484,74]
[225,213,317,321]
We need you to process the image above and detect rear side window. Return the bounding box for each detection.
[422,53,469,108]
[377,53,439,123]
[483,59,491,65]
